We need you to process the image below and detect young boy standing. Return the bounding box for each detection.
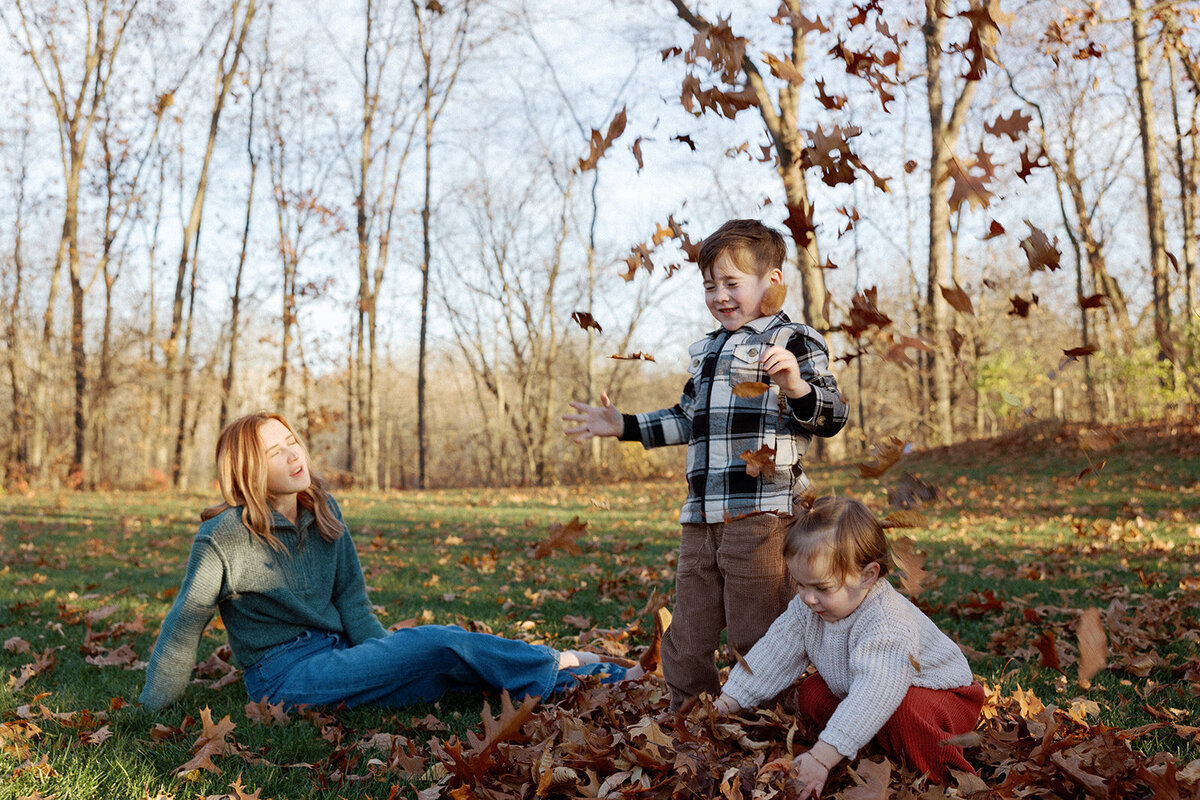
[564,219,848,710]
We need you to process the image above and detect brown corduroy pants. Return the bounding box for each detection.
[661,513,796,710]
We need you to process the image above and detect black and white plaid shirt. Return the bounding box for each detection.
[621,313,848,523]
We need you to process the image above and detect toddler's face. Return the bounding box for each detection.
[702,251,782,331]
[788,550,878,623]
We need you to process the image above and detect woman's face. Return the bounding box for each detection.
[259,419,311,501]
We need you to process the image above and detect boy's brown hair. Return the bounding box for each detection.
[697,218,787,278]
[784,496,893,584]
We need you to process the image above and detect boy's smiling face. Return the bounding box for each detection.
[702,250,784,332]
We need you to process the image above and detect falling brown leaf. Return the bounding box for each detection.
[529,517,587,560]
[940,283,975,316]
[984,108,1032,141]
[983,219,1006,239]
[857,436,905,479]
[1020,221,1061,271]
[1034,630,1062,671]
[1079,293,1107,309]
[578,108,628,171]
[732,381,769,398]
[731,647,754,676]
[1008,294,1038,317]
[739,445,776,480]
[1063,344,1098,360]
[759,284,787,316]
[891,536,929,598]
[1077,607,1107,688]
[609,352,655,362]
[570,311,602,333]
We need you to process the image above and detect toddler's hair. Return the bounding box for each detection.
[784,496,892,583]
[697,218,787,278]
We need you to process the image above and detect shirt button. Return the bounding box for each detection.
[748,348,758,357]
[816,416,826,425]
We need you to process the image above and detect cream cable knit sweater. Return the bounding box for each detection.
[721,580,973,759]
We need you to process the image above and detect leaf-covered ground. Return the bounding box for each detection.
[1,421,1198,799]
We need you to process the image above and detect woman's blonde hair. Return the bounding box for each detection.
[200,412,343,550]
[784,496,892,584]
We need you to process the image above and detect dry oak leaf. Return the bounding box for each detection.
[891,536,930,599]
[578,107,627,172]
[842,287,891,339]
[732,381,770,398]
[739,444,776,480]
[4,637,31,654]
[529,516,586,560]
[1080,293,1107,309]
[570,311,602,333]
[175,707,237,775]
[609,352,655,362]
[984,108,1033,141]
[983,219,1006,239]
[857,435,905,478]
[758,283,787,316]
[841,757,892,800]
[85,643,138,667]
[946,156,992,211]
[940,283,975,316]
[244,698,289,726]
[1077,607,1107,688]
[1020,221,1061,271]
[783,200,817,250]
[1063,344,1099,360]
[1008,294,1038,317]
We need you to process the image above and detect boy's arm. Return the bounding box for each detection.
[620,377,698,448]
[563,392,624,441]
[782,329,848,437]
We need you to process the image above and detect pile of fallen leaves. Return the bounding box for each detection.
[412,674,1200,800]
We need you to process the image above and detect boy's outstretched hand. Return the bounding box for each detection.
[563,392,622,442]
[760,345,812,400]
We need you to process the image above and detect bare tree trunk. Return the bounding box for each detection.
[8,0,142,484]
[5,150,31,485]
[417,91,432,489]
[219,78,260,432]
[167,0,257,485]
[1128,0,1172,334]
[172,253,200,490]
[412,0,471,488]
[923,0,980,446]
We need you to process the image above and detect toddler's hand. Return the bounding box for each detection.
[791,751,830,799]
[713,693,741,715]
[562,393,623,442]
[760,345,812,399]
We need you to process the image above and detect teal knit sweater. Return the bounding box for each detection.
[139,498,387,711]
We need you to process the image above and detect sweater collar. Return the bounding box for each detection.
[269,504,315,534]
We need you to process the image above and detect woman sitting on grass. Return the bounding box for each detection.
[139,411,638,712]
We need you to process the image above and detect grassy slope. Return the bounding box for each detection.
[0,420,1197,799]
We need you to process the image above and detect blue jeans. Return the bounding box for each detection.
[242,626,621,710]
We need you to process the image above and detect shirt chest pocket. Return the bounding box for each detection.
[730,343,766,382]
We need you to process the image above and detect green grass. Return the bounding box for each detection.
[1,421,1198,799]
